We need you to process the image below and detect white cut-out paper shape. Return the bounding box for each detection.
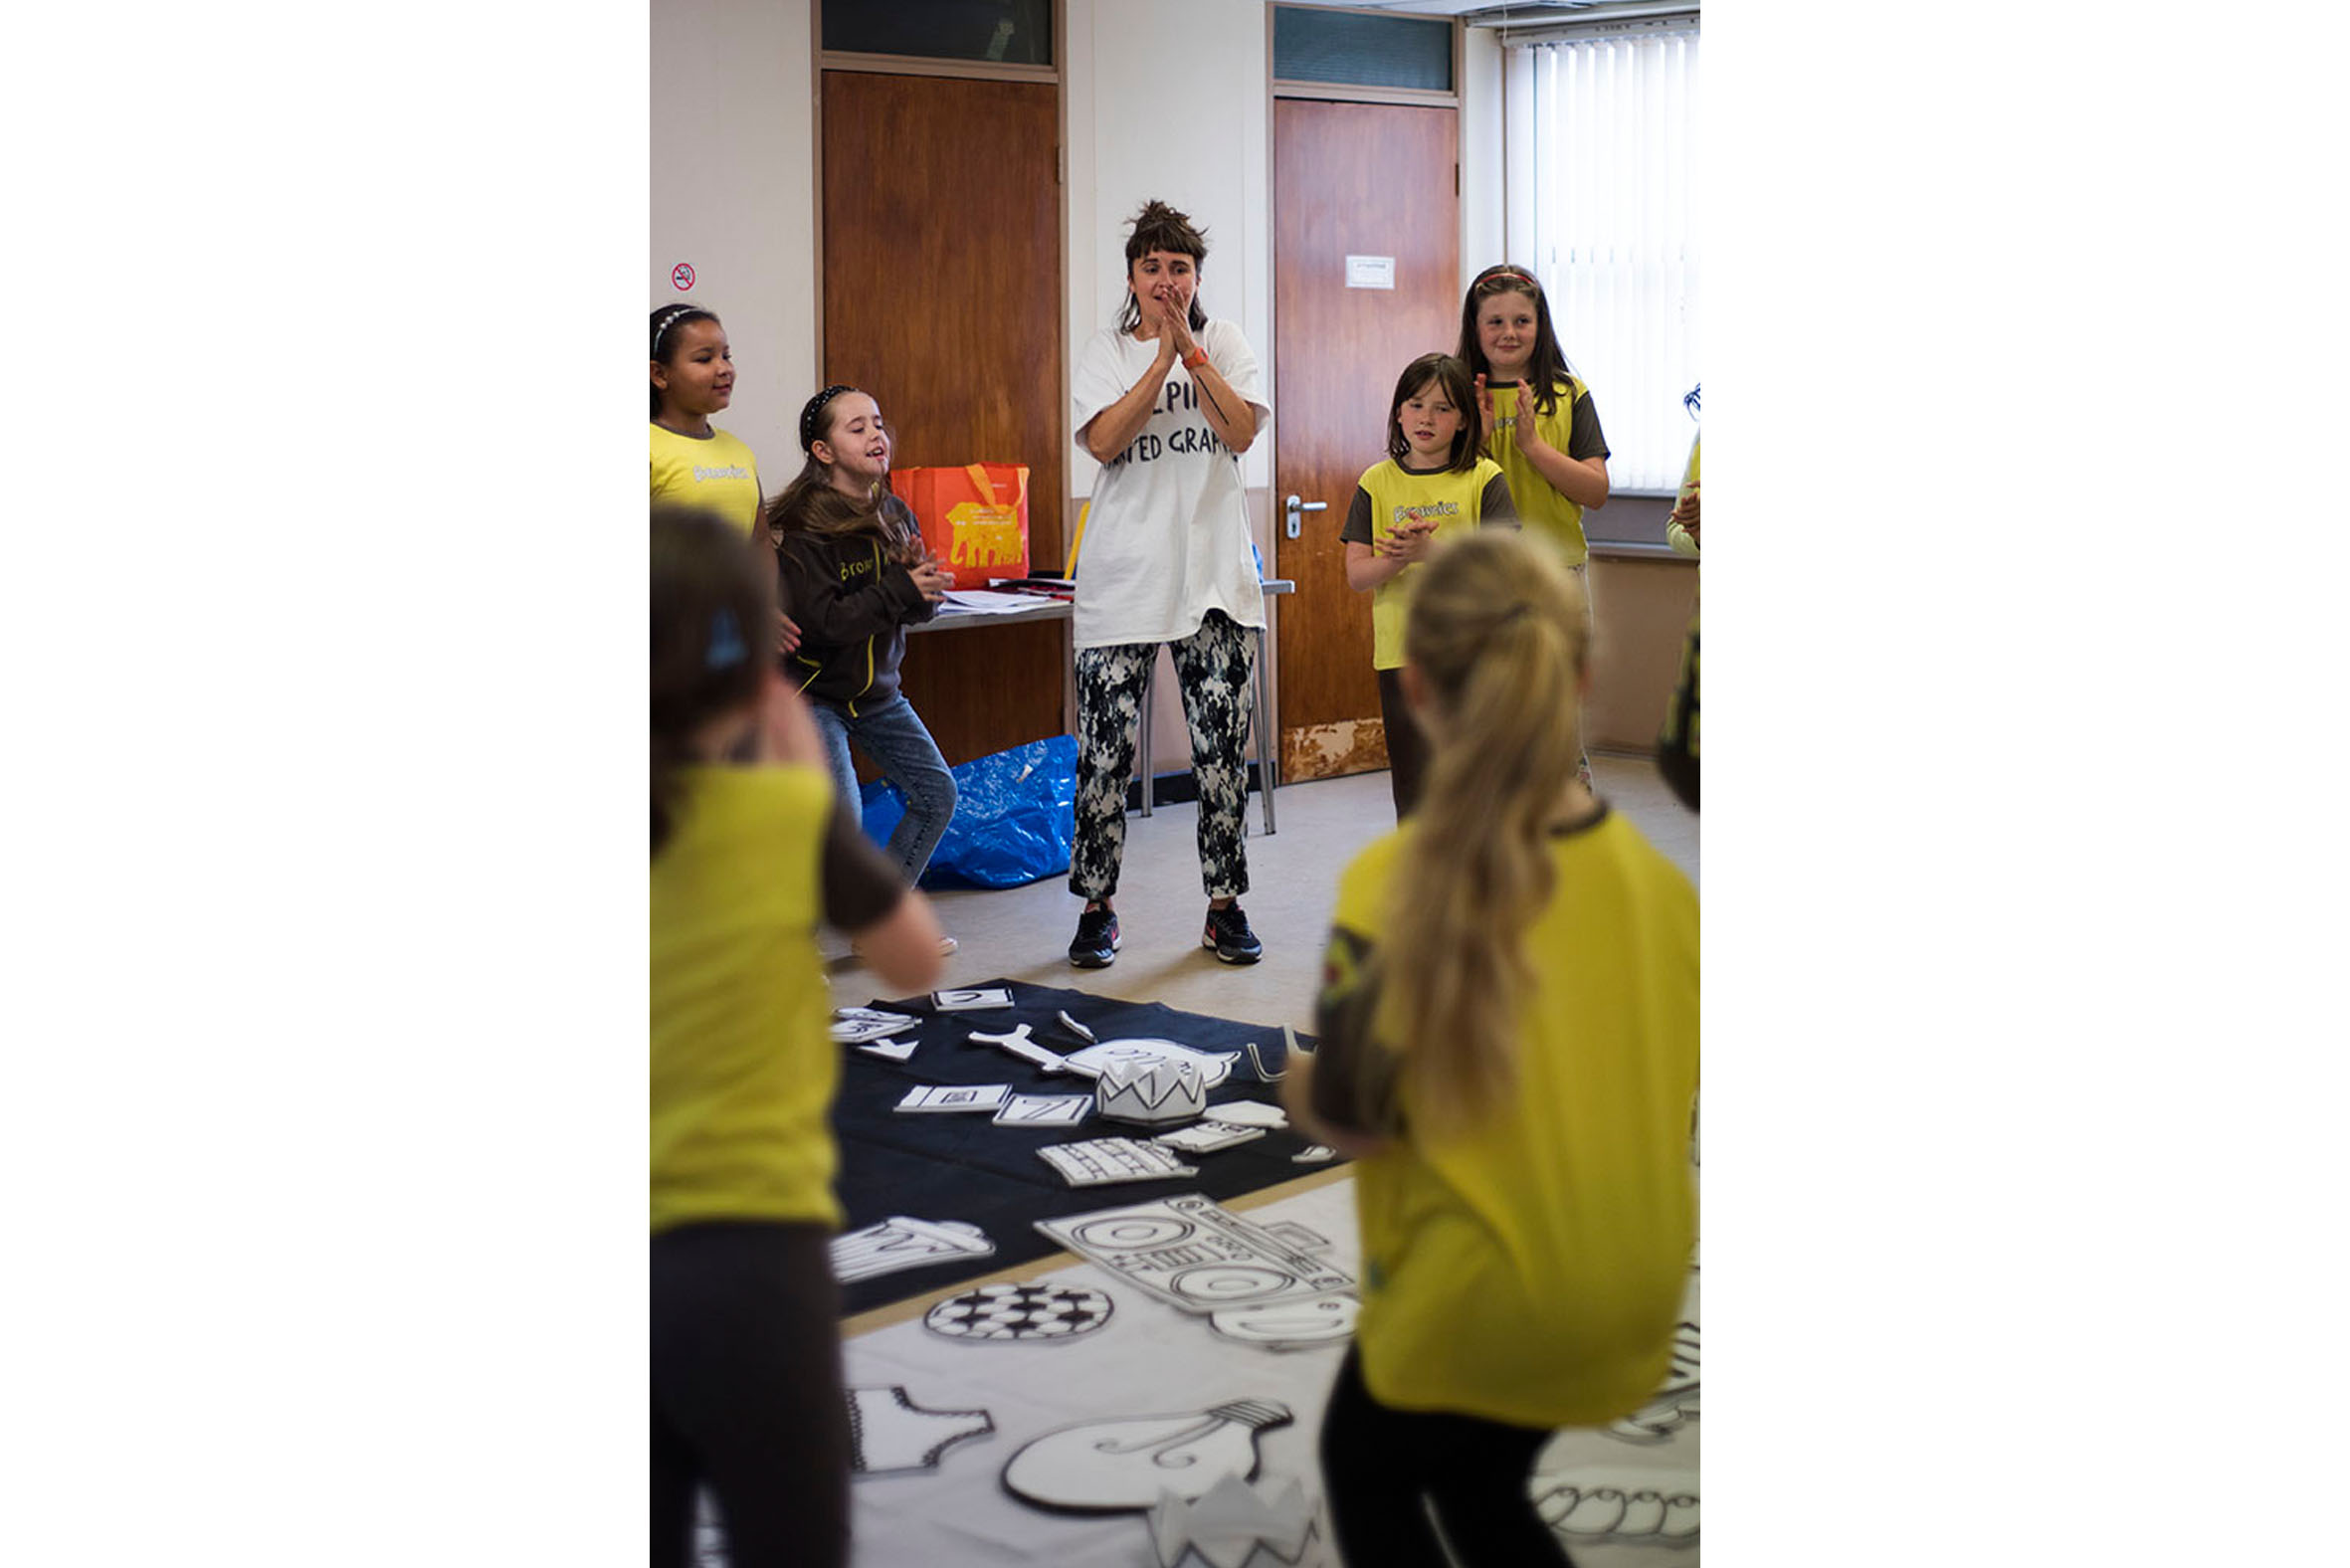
[1148,1472,1319,1568]
[1208,1292,1358,1348]
[1534,1474,1698,1543]
[896,1082,1011,1113]
[1198,1099,1287,1130]
[1036,1194,1355,1314]
[1094,1057,1209,1126]
[830,1216,995,1282]
[832,1007,920,1044]
[1063,1038,1240,1088]
[846,1385,995,1476]
[967,1023,1072,1075]
[933,986,1014,1012]
[1604,1321,1699,1445]
[1257,1221,1328,1253]
[924,1282,1113,1343]
[858,1034,919,1063]
[1290,1145,1336,1164]
[1037,1138,1199,1188]
[1152,1120,1265,1155]
[1002,1398,1292,1512]
[993,1092,1092,1126]
[1055,1009,1097,1043]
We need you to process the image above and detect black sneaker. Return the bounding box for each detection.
[1069,905,1120,968]
[1202,902,1263,964]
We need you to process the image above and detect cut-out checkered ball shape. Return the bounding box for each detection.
[923,1282,1114,1343]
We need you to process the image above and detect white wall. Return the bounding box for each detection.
[649,0,818,485]
[1464,24,1506,274]
[1065,0,1273,505]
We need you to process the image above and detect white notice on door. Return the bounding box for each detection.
[1345,255,1396,290]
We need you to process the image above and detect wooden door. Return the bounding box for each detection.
[822,70,1066,768]
[1273,98,1459,782]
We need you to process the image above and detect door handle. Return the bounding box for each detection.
[1282,493,1328,539]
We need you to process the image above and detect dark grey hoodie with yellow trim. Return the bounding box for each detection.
[775,495,939,716]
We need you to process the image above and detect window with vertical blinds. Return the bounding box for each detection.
[1506,25,1698,493]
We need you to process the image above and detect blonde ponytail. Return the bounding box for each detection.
[1373,530,1592,1137]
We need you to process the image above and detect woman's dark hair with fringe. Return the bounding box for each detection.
[652,505,775,855]
[650,303,720,421]
[764,385,922,560]
[1455,265,1576,418]
[1114,199,1210,335]
[1385,353,1481,474]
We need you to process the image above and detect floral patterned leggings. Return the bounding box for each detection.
[1069,609,1255,902]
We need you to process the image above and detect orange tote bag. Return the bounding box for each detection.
[887,463,1031,591]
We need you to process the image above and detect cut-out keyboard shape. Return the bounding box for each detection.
[1037,1138,1200,1188]
[1002,1398,1293,1511]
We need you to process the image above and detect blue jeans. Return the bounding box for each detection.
[809,693,958,886]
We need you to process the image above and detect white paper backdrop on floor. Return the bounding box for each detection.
[827,1179,1699,1567]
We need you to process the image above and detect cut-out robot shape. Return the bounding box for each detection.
[1002,1398,1293,1511]
[1094,1056,1209,1126]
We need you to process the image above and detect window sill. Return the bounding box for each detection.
[1587,539,1692,562]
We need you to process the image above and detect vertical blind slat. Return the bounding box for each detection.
[1510,28,1699,491]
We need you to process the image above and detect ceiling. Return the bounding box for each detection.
[1347,1,1697,22]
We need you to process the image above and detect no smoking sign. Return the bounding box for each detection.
[671,262,695,292]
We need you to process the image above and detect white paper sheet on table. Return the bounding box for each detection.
[938,590,1052,614]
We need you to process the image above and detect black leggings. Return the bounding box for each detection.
[1318,1347,1573,1567]
[651,1221,851,1568]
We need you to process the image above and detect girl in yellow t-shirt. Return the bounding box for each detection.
[652,303,799,659]
[1286,528,1698,1568]
[1458,265,1611,788]
[649,506,942,1568]
[1339,352,1515,819]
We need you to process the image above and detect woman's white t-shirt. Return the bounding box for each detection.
[1070,318,1271,651]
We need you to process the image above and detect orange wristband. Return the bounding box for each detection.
[1183,348,1209,370]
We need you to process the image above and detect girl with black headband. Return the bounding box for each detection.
[650,303,765,533]
[767,387,960,935]
[650,302,799,655]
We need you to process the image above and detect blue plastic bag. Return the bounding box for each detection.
[859,734,1077,889]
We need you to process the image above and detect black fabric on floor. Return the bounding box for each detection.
[830,979,1332,1316]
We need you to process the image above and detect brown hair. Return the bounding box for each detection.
[1372,529,1593,1135]
[1115,199,1210,335]
[651,505,776,855]
[1455,265,1576,418]
[1385,353,1480,474]
[764,386,921,559]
